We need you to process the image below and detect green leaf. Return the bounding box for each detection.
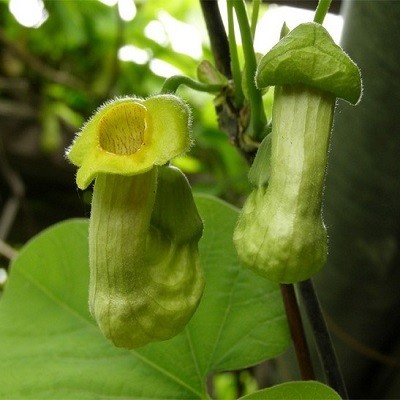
[197,60,228,85]
[239,381,341,400]
[0,195,289,398]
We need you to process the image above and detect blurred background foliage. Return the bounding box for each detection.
[3,2,400,399]
[0,0,255,250]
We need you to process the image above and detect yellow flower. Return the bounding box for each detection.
[65,93,204,349]
[66,94,191,189]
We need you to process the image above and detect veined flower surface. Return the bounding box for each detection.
[66,94,191,189]
[65,94,204,349]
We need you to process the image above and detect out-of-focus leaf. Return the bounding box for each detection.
[239,381,341,400]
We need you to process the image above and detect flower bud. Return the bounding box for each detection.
[234,86,333,283]
[234,22,362,283]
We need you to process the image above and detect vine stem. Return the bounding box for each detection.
[250,0,261,39]
[314,0,333,24]
[232,0,266,141]
[280,283,315,380]
[160,75,224,95]
[227,1,245,107]
[199,0,231,78]
[298,279,348,399]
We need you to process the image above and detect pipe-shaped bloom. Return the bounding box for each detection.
[234,23,362,283]
[66,94,204,349]
[66,94,191,189]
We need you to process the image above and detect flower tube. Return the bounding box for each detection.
[66,95,204,348]
[234,23,362,283]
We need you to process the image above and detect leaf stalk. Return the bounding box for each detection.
[314,0,333,24]
[280,283,315,380]
[161,75,224,95]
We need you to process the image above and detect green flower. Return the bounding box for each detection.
[234,23,362,283]
[66,94,204,349]
[66,94,191,189]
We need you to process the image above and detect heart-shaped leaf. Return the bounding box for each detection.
[0,195,289,398]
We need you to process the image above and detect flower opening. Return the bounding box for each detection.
[98,102,146,155]
[66,95,191,189]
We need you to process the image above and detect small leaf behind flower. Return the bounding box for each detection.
[248,132,272,187]
[239,380,341,400]
[197,60,228,85]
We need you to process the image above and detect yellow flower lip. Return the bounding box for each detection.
[98,102,147,156]
[66,95,191,189]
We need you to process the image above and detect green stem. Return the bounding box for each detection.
[250,0,261,39]
[232,0,266,140]
[161,75,224,95]
[227,1,245,107]
[314,0,332,24]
